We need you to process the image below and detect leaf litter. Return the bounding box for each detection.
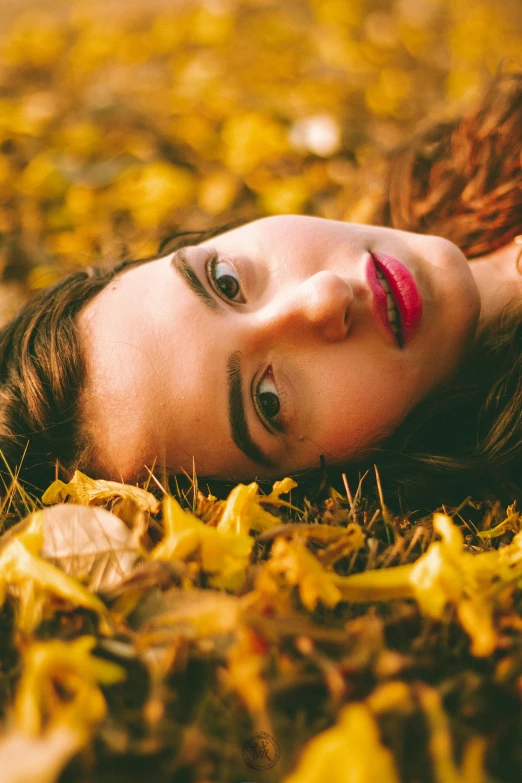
[0,472,521,781]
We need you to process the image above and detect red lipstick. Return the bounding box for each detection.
[366,258,396,344]
[366,252,423,346]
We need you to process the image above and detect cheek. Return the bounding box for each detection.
[316,362,416,459]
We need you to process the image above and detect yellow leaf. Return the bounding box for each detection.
[332,563,415,602]
[334,513,522,657]
[42,470,160,520]
[114,162,195,228]
[264,477,299,503]
[283,701,400,783]
[223,626,268,723]
[0,512,112,634]
[197,170,239,215]
[217,481,285,536]
[409,542,463,619]
[151,496,253,592]
[14,637,124,737]
[417,684,466,783]
[134,587,241,641]
[457,598,497,657]
[267,537,342,611]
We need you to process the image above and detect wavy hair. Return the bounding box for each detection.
[363,69,522,510]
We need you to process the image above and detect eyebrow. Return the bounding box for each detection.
[227,351,274,468]
[170,248,224,314]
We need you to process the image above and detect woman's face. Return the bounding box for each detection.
[79,216,480,482]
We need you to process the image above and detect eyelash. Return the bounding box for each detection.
[206,252,245,304]
[205,252,285,433]
[253,366,285,433]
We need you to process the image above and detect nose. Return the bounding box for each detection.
[251,270,353,344]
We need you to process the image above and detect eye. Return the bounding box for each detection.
[207,255,245,303]
[255,367,281,428]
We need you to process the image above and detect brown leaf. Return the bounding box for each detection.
[40,504,139,592]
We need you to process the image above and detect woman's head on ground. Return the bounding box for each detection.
[1,70,521,509]
[77,215,481,484]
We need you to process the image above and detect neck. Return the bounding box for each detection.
[469,237,522,327]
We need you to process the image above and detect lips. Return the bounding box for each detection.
[366,252,423,346]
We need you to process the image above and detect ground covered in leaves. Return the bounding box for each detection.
[1,1,522,781]
[0,470,522,782]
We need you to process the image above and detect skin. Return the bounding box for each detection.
[78,215,485,483]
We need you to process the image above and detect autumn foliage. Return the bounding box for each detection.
[1,1,522,781]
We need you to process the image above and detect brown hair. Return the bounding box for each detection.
[0,73,521,509]
[0,228,235,496]
[362,69,522,510]
[371,70,522,259]
[0,267,118,495]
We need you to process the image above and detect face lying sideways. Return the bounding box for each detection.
[78,216,481,483]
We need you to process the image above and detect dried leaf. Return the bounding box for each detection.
[222,626,269,724]
[335,514,522,656]
[417,684,472,783]
[0,511,112,634]
[261,477,299,507]
[106,559,192,619]
[40,504,139,592]
[0,725,83,783]
[42,470,160,519]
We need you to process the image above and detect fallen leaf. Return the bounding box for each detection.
[0,511,112,634]
[0,725,84,783]
[282,701,401,783]
[267,537,342,611]
[221,625,269,726]
[40,504,140,592]
[217,481,289,536]
[14,636,124,736]
[42,470,160,519]
[133,587,241,641]
[151,496,253,591]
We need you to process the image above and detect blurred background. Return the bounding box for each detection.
[0,0,521,324]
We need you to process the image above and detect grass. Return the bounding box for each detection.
[0,468,521,782]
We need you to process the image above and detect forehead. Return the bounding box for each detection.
[78,258,171,479]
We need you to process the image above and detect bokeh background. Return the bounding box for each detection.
[0,0,521,324]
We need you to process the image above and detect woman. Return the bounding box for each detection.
[1,71,521,511]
